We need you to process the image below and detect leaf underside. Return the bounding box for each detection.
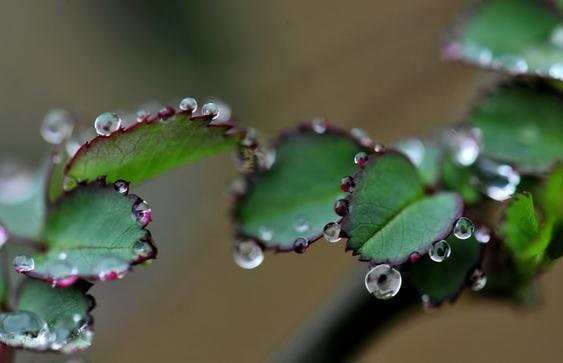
[447,0,563,80]
[234,125,366,251]
[468,83,563,174]
[65,110,240,185]
[20,179,155,284]
[408,235,481,304]
[342,152,463,264]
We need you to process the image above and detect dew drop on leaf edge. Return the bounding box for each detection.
[364,264,402,300]
[233,240,263,269]
[94,112,122,136]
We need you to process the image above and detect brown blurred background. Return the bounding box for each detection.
[0,0,561,362]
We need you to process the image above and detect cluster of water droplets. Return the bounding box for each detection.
[364,264,402,300]
[427,217,474,263]
[0,310,92,352]
[233,240,264,269]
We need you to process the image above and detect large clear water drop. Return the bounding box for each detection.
[94,113,122,136]
[364,264,402,300]
[233,240,263,269]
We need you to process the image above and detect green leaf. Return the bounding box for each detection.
[233,124,367,251]
[468,83,563,174]
[408,235,481,304]
[502,193,553,260]
[543,166,563,220]
[394,138,442,186]
[46,149,69,204]
[0,279,95,352]
[442,158,481,204]
[65,109,241,185]
[18,179,156,285]
[446,0,563,80]
[0,164,46,240]
[341,152,463,264]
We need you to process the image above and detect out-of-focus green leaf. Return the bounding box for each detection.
[468,83,563,174]
[447,0,563,80]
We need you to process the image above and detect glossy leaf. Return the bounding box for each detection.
[468,83,563,174]
[233,124,367,251]
[446,0,563,80]
[17,179,156,285]
[0,279,95,352]
[65,108,241,185]
[341,152,463,264]
[408,235,481,304]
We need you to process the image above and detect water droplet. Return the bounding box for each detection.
[322,222,341,243]
[454,217,474,240]
[549,63,563,80]
[256,146,276,170]
[496,55,528,73]
[477,159,521,201]
[0,161,34,204]
[293,216,310,233]
[62,176,77,191]
[311,118,327,134]
[136,108,149,122]
[0,311,49,348]
[395,138,425,167]
[364,264,402,300]
[421,294,436,312]
[354,152,369,168]
[229,177,247,195]
[41,109,74,144]
[474,226,491,244]
[179,97,198,112]
[258,226,273,241]
[94,112,122,136]
[429,240,451,262]
[158,106,175,121]
[60,326,93,353]
[293,237,309,253]
[133,240,153,259]
[113,180,129,195]
[351,128,373,147]
[470,269,487,291]
[551,25,563,49]
[334,199,349,216]
[340,176,355,193]
[58,252,68,260]
[50,313,82,349]
[446,128,481,166]
[241,128,258,147]
[373,143,386,154]
[233,240,263,269]
[201,102,219,120]
[132,199,152,227]
[13,255,34,273]
[47,261,77,280]
[0,224,8,248]
[93,256,129,281]
[409,252,421,263]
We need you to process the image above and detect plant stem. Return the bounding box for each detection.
[271,268,418,363]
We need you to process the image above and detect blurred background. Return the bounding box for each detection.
[1,0,562,362]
